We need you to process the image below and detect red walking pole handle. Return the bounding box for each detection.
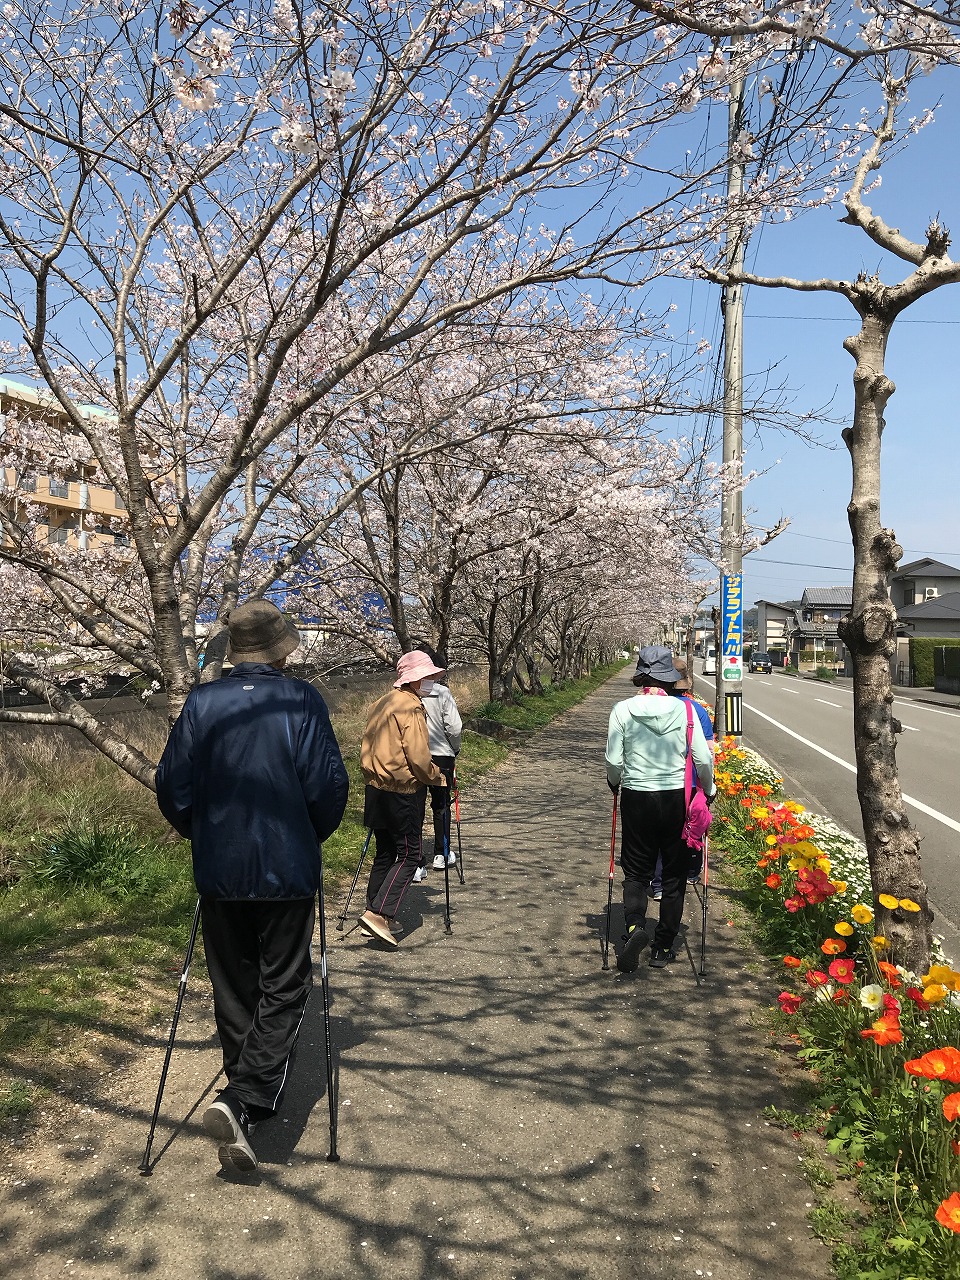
[608,792,618,881]
[453,773,461,823]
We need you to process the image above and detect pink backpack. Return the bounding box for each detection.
[681,700,713,851]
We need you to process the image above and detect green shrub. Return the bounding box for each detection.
[27,822,165,898]
[815,666,837,682]
[910,636,960,688]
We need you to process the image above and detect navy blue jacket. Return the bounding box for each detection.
[155,664,349,900]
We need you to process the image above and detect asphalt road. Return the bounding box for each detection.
[694,669,960,960]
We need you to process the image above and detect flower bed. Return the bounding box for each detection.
[711,737,960,1278]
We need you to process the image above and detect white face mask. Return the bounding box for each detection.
[419,679,436,695]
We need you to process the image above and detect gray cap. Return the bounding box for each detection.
[226,599,300,665]
[632,645,682,686]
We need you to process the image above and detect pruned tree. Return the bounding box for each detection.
[701,66,960,972]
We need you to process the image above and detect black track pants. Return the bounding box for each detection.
[429,755,456,857]
[363,785,426,917]
[200,897,315,1115]
[618,787,691,951]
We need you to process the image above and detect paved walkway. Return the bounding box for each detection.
[0,670,830,1280]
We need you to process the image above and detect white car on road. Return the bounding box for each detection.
[702,646,717,675]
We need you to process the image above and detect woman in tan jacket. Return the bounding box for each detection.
[357,650,447,946]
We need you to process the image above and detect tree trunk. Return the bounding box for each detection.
[837,309,932,973]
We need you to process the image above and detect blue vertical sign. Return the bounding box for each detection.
[721,573,743,671]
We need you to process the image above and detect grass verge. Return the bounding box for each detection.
[0,660,627,1124]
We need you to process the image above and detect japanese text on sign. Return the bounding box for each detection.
[721,573,743,659]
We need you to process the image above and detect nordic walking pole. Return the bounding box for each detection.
[336,828,373,930]
[317,868,340,1162]
[601,791,618,971]
[452,770,464,884]
[138,897,202,1175]
[699,833,710,978]
[442,813,453,935]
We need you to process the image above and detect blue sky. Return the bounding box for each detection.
[683,73,960,609]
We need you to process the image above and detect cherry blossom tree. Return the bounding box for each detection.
[0,2,956,789]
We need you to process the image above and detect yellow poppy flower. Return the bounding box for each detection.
[923,965,959,989]
[765,835,777,846]
[878,893,899,910]
[831,879,846,894]
[870,936,889,953]
[923,984,948,1005]
[816,857,833,874]
[899,898,921,913]
[835,922,854,937]
[751,807,769,819]
[851,904,874,925]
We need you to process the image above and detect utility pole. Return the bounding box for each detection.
[716,43,747,741]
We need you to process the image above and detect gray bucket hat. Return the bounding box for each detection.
[226,599,300,665]
[632,645,682,687]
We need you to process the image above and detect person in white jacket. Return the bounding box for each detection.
[605,645,716,973]
[411,645,463,877]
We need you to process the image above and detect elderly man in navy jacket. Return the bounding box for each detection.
[156,599,349,1174]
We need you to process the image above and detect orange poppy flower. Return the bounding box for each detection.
[943,1093,960,1123]
[935,1192,960,1234]
[904,1047,960,1084]
[821,938,847,955]
[765,873,782,889]
[783,956,802,969]
[878,961,902,988]
[860,1014,902,1046]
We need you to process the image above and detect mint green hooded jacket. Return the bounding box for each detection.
[605,692,715,795]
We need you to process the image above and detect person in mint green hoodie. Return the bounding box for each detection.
[605,645,716,972]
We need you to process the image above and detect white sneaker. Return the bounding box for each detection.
[432,854,446,870]
[413,866,428,883]
[446,851,457,866]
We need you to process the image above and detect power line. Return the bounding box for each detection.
[747,555,850,570]
[747,314,960,325]
[783,531,960,558]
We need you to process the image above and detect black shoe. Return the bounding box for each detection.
[649,947,678,969]
[203,1097,258,1173]
[616,925,650,973]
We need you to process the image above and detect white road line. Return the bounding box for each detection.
[815,698,842,708]
[900,724,920,732]
[746,704,960,836]
[894,700,960,721]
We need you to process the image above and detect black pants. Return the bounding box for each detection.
[200,896,315,1116]
[363,784,426,917]
[429,756,456,857]
[619,787,691,951]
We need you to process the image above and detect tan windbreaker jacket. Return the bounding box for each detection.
[360,687,445,793]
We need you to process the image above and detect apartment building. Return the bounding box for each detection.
[1,378,129,549]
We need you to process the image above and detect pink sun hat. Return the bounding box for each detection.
[394,650,446,688]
